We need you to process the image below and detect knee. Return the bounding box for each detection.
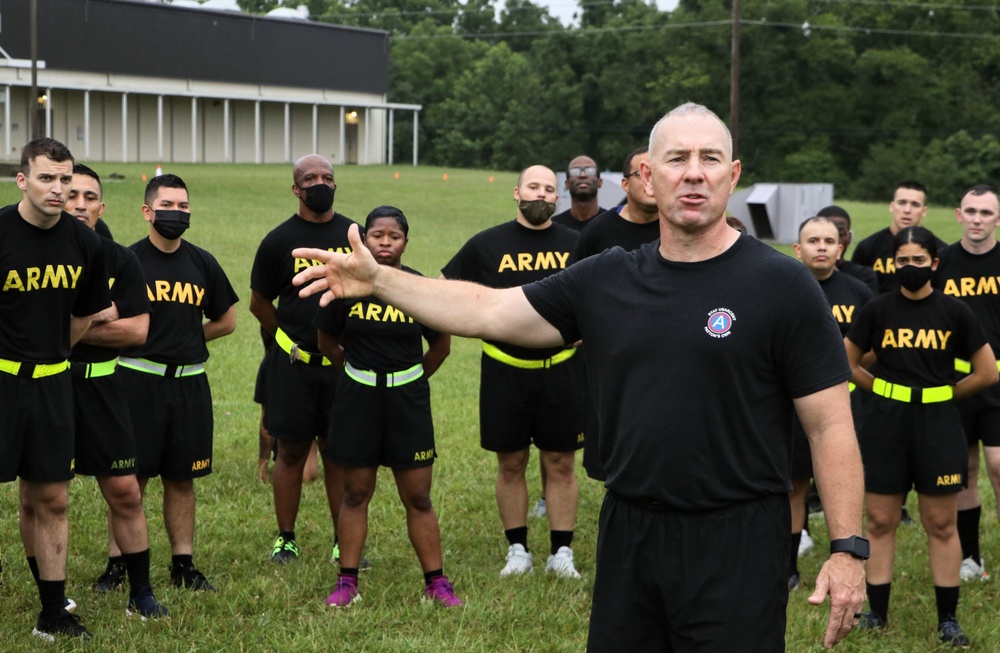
[866,515,898,539]
[104,478,144,516]
[404,492,434,514]
[542,454,577,480]
[342,486,373,509]
[497,454,529,478]
[276,440,310,465]
[921,515,957,541]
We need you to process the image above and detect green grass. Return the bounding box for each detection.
[0,166,996,652]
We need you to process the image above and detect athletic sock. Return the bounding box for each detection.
[550,530,574,555]
[505,526,528,550]
[789,532,802,576]
[279,530,296,541]
[957,506,981,564]
[38,579,66,617]
[26,556,40,584]
[339,567,359,578]
[935,585,960,624]
[423,569,444,585]
[108,554,125,567]
[866,582,891,622]
[122,549,152,598]
[172,554,193,569]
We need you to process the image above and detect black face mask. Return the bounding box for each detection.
[897,264,933,292]
[152,209,190,240]
[300,183,335,214]
[517,198,556,226]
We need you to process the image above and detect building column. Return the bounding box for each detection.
[283,102,290,163]
[157,95,164,163]
[45,87,52,138]
[255,100,262,164]
[338,106,345,165]
[191,97,198,163]
[121,92,128,163]
[363,107,370,165]
[223,99,230,162]
[83,91,90,160]
[312,104,318,154]
[3,86,10,157]
[412,110,419,166]
[387,109,394,166]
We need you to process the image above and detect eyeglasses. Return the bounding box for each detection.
[625,170,641,180]
[568,166,598,178]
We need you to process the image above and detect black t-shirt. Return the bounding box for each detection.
[818,270,874,336]
[852,227,946,294]
[442,220,578,360]
[0,204,110,363]
[72,237,151,363]
[552,207,603,233]
[846,290,986,388]
[95,218,113,241]
[575,207,660,260]
[315,266,441,372]
[934,242,1000,406]
[123,238,239,365]
[838,259,878,295]
[251,213,356,351]
[523,235,850,509]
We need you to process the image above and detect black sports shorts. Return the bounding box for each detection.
[72,371,137,476]
[0,373,75,483]
[263,353,339,442]
[958,393,1000,448]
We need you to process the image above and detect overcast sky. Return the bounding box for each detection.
[536,0,681,27]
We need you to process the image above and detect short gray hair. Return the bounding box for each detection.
[648,103,733,160]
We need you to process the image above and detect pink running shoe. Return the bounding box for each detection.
[423,575,463,607]
[326,574,361,607]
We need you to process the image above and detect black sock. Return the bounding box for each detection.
[109,554,125,567]
[505,526,528,550]
[38,579,66,617]
[423,569,444,585]
[123,549,151,598]
[339,567,359,578]
[935,585,960,624]
[172,554,193,570]
[27,556,40,584]
[867,582,891,622]
[279,530,295,541]
[789,532,801,576]
[550,530,573,555]
[957,506,981,564]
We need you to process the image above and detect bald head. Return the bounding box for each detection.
[649,103,733,161]
[293,154,333,186]
[516,165,557,189]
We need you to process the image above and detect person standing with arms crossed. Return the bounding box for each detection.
[116,174,238,591]
[3,139,110,640]
[292,103,867,650]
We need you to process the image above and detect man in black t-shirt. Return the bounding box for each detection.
[816,205,878,295]
[551,155,604,233]
[441,165,584,579]
[934,184,1000,583]
[852,182,944,294]
[118,174,239,592]
[18,165,168,618]
[250,154,358,564]
[3,139,111,640]
[293,104,867,651]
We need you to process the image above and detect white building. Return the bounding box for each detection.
[0,0,421,165]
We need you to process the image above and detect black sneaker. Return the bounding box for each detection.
[900,506,913,526]
[938,618,971,648]
[170,564,216,592]
[93,560,127,592]
[788,573,800,591]
[270,535,300,564]
[855,611,887,631]
[126,588,171,620]
[32,610,92,642]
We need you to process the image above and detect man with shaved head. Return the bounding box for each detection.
[250,154,359,564]
[292,105,866,649]
[552,155,605,232]
[441,165,584,579]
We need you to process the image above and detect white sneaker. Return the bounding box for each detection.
[960,556,990,582]
[500,544,533,577]
[546,546,581,579]
[529,498,547,518]
[798,530,814,557]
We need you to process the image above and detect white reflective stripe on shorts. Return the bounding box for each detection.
[344,361,423,387]
[118,356,205,378]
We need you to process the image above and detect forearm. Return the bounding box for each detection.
[422,335,451,378]
[249,292,278,335]
[70,315,95,347]
[953,344,999,400]
[204,306,237,342]
[80,314,148,349]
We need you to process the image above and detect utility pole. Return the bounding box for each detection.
[729,0,740,157]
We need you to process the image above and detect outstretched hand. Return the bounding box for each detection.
[292,223,378,306]
[808,554,866,648]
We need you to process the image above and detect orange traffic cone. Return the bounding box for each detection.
[141,173,148,182]
[155,164,163,177]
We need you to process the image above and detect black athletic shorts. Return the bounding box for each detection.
[478,354,584,454]
[253,353,270,405]
[72,369,137,477]
[588,491,788,653]
[263,353,339,442]
[0,373,75,483]
[860,397,967,495]
[958,394,1000,448]
[791,391,864,480]
[326,375,435,469]
[120,367,214,480]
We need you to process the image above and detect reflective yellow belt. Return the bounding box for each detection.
[482,342,576,369]
[0,358,68,378]
[954,359,1000,374]
[119,357,204,378]
[872,377,952,404]
[70,358,119,379]
[849,382,856,393]
[344,361,423,388]
[275,327,331,366]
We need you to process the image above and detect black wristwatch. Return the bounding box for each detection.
[830,536,870,560]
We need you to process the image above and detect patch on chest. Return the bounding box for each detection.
[704,307,735,338]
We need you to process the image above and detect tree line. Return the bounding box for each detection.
[237,0,1000,203]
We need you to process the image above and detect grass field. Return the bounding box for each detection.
[0,164,996,652]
